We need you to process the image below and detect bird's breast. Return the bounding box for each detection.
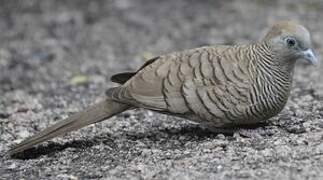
[246,75,292,122]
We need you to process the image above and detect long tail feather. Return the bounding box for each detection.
[9,99,129,155]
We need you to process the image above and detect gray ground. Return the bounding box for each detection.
[1,0,323,179]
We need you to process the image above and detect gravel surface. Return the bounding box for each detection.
[1,0,323,179]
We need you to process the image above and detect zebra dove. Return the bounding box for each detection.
[9,21,317,155]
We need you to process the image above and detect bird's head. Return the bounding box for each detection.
[263,21,318,65]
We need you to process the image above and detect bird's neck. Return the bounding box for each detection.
[244,42,295,119]
[252,41,296,80]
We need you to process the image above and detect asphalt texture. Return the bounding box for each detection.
[1,0,323,179]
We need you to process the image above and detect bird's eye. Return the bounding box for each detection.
[286,38,297,47]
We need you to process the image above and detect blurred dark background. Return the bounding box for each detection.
[0,0,322,95]
[1,0,323,179]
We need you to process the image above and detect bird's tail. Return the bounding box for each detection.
[9,99,130,155]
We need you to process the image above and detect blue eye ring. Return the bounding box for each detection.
[286,37,296,47]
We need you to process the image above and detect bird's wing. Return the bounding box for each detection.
[107,45,253,118]
[110,57,160,84]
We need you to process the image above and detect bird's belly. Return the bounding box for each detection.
[184,95,288,128]
[241,94,288,124]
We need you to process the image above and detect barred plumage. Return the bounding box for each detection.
[9,21,318,155]
[108,42,292,127]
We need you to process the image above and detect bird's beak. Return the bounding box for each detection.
[301,49,318,65]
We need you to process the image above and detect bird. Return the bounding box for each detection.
[9,21,318,155]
